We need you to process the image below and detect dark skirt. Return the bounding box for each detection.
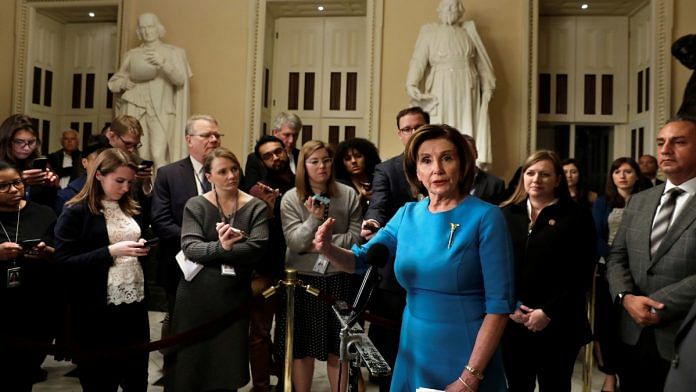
[276,273,354,361]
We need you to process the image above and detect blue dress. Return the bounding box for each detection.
[353,197,514,391]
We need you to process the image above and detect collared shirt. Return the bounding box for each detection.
[190,156,206,195]
[59,153,74,189]
[288,151,296,174]
[653,176,696,227]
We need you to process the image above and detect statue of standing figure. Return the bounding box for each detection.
[108,13,192,168]
[406,0,496,165]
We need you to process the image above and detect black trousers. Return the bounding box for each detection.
[366,288,405,392]
[616,328,670,392]
[502,322,581,392]
[78,301,150,392]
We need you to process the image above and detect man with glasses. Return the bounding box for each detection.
[246,135,295,391]
[361,106,429,392]
[243,112,301,191]
[151,114,221,383]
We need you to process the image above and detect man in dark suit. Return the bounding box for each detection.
[151,114,221,333]
[462,134,505,204]
[361,106,428,392]
[640,154,665,186]
[243,112,300,191]
[664,300,696,392]
[48,129,82,189]
[607,116,696,391]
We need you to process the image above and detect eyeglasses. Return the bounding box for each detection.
[12,138,37,148]
[306,157,333,166]
[191,132,224,140]
[261,147,286,162]
[398,125,424,135]
[117,134,142,150]
[0,179,24,193]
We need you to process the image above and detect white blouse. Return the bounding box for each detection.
[102,200,145,305]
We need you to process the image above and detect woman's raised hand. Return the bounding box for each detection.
[216,222,244,251]
[314,218,335,253]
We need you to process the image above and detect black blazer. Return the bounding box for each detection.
[502,198,596,345]
[364,154,416,226]
[472,169,506,204]
[48,149,83,181]
[151,157,199,293]
[54,201,146,344]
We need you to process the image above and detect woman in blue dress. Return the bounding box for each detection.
[314,124,515,391]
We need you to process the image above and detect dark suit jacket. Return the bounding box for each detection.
[502,198,596,345]
[364,154,415,226]
[472,169,505,204]
[151,157,199,294]
[54,201,146,346]
[243,148,299,192]
[607,184,696,360]
[664,300,696,392]
[48,149,83,182]
[364,154,416,293]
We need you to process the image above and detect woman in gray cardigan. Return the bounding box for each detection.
[170,147,269,392]
[280,140,362,392]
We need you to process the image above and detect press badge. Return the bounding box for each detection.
[221,264,236,276]
[313,254,330,274]
[7,266,21,288]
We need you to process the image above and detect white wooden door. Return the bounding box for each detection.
[626,4,653,158]
[272,16,366,146]
[26,16,116,153]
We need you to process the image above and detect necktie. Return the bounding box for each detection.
[650,187,685,258]
[200,168,212,193]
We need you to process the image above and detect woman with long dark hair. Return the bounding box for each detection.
[562,158,597,209]
[592,157,647,392]
[0,114,59,207]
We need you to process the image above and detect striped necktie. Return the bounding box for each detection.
[650,187,685,258]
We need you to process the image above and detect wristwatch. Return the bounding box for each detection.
[616,291,631,305]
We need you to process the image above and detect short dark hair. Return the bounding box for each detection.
[254,135,285,160]
[334,138,381,183]
[665,115,696,132]
[403,124,475,197]
[396,107,430,129]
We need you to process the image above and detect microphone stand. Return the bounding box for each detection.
[333,278,391,392]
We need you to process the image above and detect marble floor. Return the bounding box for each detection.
[33,311,606,391]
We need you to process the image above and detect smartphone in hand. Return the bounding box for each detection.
[31,157,49,171]
[143,237,160,247]
[19,238,42,250]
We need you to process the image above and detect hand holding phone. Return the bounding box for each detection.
[19,238,42,250]
[230,228,249,239]
[143,237,160,247]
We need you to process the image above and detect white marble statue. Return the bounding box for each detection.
[406,0,496,164]
[108,13,192,168]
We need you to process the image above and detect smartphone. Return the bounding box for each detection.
[31,157,49,171]
[138,160,154,171]
[19,238,42,249]
[230,228,249,238]
[143,237,160,247]
[363,222,379,233]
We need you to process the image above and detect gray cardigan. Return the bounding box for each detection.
[280,182,362,276]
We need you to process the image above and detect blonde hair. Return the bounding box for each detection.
[66,148,140,216]
[500,150,570,207]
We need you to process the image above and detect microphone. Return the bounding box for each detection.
[346,244,389,327]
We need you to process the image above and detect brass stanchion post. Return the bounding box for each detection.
[582,266,598,392]
[262,268,320,392]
